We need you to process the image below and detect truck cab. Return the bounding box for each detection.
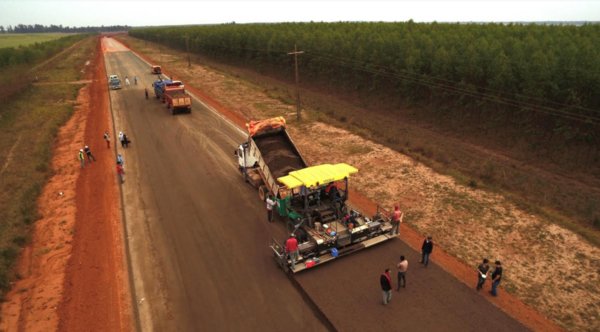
[109,75,121,90]
[235,143,258,171]
[151,66,162,74]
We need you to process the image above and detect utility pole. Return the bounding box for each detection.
[288,44,304,120]
[184,35,191,67]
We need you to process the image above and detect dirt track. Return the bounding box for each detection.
[57,38,132,332]
[102,37,531,332]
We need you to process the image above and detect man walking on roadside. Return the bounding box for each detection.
[285,234,299,271]
[134,76,138,85]
[396,255,408,291]
[381,268,393,305]
[266,194,276,223]
[125,76,130,86]
[145,88,149,99]
[104,131,111,149]
[84,145,96,162]
[489,261,503,297]
[117,154,124,172]
[78,149,85,169]
[117,162,124,183]
[476,259,490,291]
[391,206,403,236]
[421,236,433,267]
[118,132,124,147]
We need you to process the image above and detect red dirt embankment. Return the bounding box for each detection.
[0,38,132,332]
[56,38,132,332]
[0,80,88,332]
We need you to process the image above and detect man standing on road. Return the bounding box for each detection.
[116,162,124,183]
[266,194,276,223]
[421,236,433,267]
[490,261,503,297]
[391,206,403,236]
[476,259,490,291]
[145,88,149,99]
[285,234,299,271]
[381,268,393,305]
[117,154,124,172]
[125,76,130,86]
[134,76,138,85]
[103,131,111,149]
[84,145,96,162]
[78,149,85,169]
[118,132,124,147]
[396,255,408,291]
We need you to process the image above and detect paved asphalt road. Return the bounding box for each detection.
[102,38,530,332]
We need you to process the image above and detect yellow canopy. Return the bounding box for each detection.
[278,163,358,189]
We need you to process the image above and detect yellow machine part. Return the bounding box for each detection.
[278,163,358,189]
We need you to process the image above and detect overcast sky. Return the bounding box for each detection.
[1,1,599,27]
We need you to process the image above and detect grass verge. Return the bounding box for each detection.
[0,35,96,301]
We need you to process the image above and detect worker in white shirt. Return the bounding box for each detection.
[266,194,276,223]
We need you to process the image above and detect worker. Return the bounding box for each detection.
[145,88,149,99]
[134,76,138,85]
[326,182,341,200]
[78,149,85,169]
[122,133,130,148]
[285,234,299,271]
[84,145,96,162]
[344,214,360,229]
[117,154,124,172]
[266,194,276,223]
[391,206,403,236]
[116,162,125,183]
[103,131,111,149]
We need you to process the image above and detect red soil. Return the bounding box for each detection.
[56,38,132,332]
[0,83,87,332]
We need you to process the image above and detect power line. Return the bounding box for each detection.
[304,51,600,115]
[303,53,600,126]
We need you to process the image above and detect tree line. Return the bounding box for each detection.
[0,24,129,34]
[130,22,600,162]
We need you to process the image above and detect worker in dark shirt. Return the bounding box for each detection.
[421,236,433,267]
[380,268,393,305]
[476,258,490,291]
[344,214,359,229]
[490,261,503,297]
[326,182,341,201]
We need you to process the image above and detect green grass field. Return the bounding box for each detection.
[0,33,76,48]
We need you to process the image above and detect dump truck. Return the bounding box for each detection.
[151,80,191,115]
[151,65,162,74]
[164,84,191,115]
[235,117,394,273]
[235,117,307,201]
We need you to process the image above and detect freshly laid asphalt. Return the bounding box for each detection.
[103,37,530,332]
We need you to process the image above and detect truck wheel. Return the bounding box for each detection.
[258,185,269,202]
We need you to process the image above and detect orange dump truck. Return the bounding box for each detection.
[165,84,191,115]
